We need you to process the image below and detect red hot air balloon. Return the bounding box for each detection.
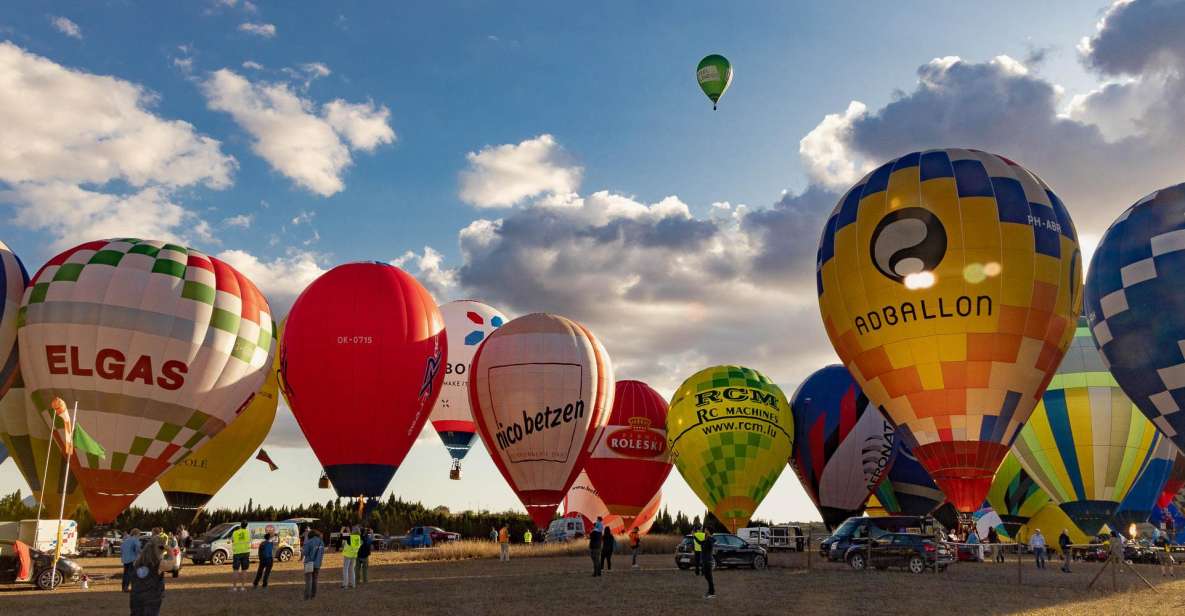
[584,380,672,518]
[469,313,613,529]
[280,263,445,498]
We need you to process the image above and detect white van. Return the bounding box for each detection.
[187,521,300,565]
[546,517,586,543]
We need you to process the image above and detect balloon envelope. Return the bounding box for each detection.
[281,262,445,498]
[584,380,672,517]
[0,240,27,402]
[986,452,1050,539]
[18,239,274,522]
[1021,503,1098,545]
[1110,438,1177,528]
[667,365,793,532]
[873,438,946,516]
[429,300,505,474]
[1085,183,1185,454]
[563,471,662,535]
[789,364,896,530]
[816,149,1082,512]
[469,313,614,529]
[1156,451,1185,509]
[696,54,733,109]
[0,375,85,518]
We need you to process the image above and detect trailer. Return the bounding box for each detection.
[738,525,804,551]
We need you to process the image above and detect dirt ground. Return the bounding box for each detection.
[1,549,1183,615]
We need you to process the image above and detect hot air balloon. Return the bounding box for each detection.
[584,380,672,519]
[430,300,505,480]
[157,322,280,511]
[0,375,86,517]
[18,239,274,523]
[0,442,7,465]
[816,149,1082,514]
[789,365,897,530]
[872,439,946,516]
[1,240,28,401]
[1157,451,1185,509]
[974,506,1006,542]
[281,262,445,499]
[469,313,613,529]
[986,452,1050,539]
[563,470,662,535]
[865,494,888,517]
[1010,317,1160,535]
[1021,503,1097,545]
[1151,504,1185,543]
[696,54,732,110]
[1085,184,1185,454]
[667,365,793,532]
[1110,438,1177,528]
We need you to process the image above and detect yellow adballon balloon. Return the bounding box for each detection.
[667,365,793,532]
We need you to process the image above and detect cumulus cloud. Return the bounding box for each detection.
[50,16,81,39]
[458,134,582,208]
[238,22,276,38]
[201,69,394,196]
[391,246,457,302]
[0,42,234,247]
[216,248,327,314]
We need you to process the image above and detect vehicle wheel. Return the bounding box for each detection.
[210,550,228,566]
[36,568,63,590]
[277,548,293,562]
[908,556,925,574]
[848,553,866,571]
[752,555,767,570]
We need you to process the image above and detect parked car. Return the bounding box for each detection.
[675,533,769,570]
[843,533,953,574]
[0,539,84,590]
[79,527,123,557]
[821,515,941,561]
[187,522,300,565]
[401,526,460,548]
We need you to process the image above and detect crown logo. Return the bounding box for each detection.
[627,416,651,430]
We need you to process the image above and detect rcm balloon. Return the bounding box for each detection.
[667,365,793,532]
[790,365,897,530]
[469,313,613,528]
[157,323,280,510]
[1011,317,1160,535]
[281,262,445,498]
[430,300,505,479]
[18,239,274,522]
[583,380,672,518]
[0,375,86,518]
[816,149,1082,513]
[1110,438,1177,529]
[1,240,28,401]
[1085,183,1185,453]
[696,54,732,110]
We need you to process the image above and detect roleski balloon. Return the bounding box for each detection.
[872,438,946,516]
[0,375,85,517]
[1110,438,1177,528]
[281,262,445,498]
[584,380,672,518]
[0,240,28,401]
[817,149,1082,512]
[696,54,732,110]
[1011,317,1159,535]
[19,239,274,522]
[157,323,280,510]
[469,313,613,529]
[986,452,1050,539]
[1085,183,1185,453]
[667,365,793,532]
[430,300,505,479]
[789,365,896,530]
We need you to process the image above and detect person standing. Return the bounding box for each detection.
[588,525,603,577]
[253,532,275,589]
[178,525,190,551]
[498,525,510,562]
[692,525,706,576]
[629,527,641,569]
[356,528,372,585]
[490,527,498,542]
[120,528,142,593]
[523,528,533,547]
[341,525,360,589]
[129,537,169,616]
[1058,529,1072,573]
[696,531,716,599]
[986,526,1001,563]
[231,522,252,591]
[601,528,616,573]
[1030,529,1046,569]
[1156,526,1175,577]
[302,530,324,601]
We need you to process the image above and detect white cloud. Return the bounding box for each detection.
[242,60,264,70]
[50,16,81,39]
[458,134,582,208]
[798,101,869,188]
[215,249,327,315]
[201,69,394,196]
[391,246,457,302]
[238,22,276,38]
[222,213,253,229]
[290,210,314,225]
[282,62,332,91]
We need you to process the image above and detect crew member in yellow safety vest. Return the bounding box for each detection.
[524,529,533,545]
[341,526,361,589]
[231,522,252,591]
[692,526,706,576]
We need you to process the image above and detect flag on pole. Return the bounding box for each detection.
[50,398,106,459]
[255,449,278,471]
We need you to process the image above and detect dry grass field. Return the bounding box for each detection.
[1,541,1183,615]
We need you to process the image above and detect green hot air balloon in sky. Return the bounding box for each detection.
[696,54,732,110]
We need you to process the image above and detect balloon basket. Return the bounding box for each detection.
[318,472,330,490]
[450,460,462,481]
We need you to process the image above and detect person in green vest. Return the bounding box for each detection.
[524,529,533,546]
[341,525,361,589]
[692,525,706,576]
[231,522,251,592]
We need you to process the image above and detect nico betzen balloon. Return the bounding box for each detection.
[583,380,672,518]
[469,313,613,529]
[1085,183,1185,455]
[1,240,27,402]
[667,365,793,532]
[157,324,280,510]
[816,148,1082,512]
[789,364,896,530]
[18,239,274,522]
[281,262,445,498]
[429,300,505,479]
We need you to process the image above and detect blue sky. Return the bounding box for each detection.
[4,0,1185,524]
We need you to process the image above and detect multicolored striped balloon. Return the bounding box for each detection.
[0,240,28,401]
[986,452,1050,538]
